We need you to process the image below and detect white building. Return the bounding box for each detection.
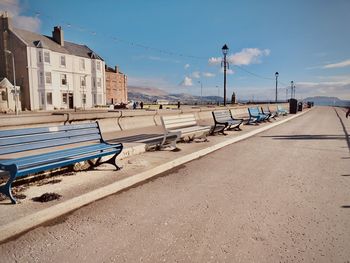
[0,13,106,110]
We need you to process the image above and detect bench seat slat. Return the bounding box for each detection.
[1,143,121,167]
[17,149,122,177]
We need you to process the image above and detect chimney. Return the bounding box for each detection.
[0,12,12,31]
[115,66,119,73]
[52,26,64,46]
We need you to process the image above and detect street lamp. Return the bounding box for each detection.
[275,72,279,104]
[221,44,229,106]
[290,81,294,99]
[4,49,19,115]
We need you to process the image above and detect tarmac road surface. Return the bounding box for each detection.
[1,106,349,262]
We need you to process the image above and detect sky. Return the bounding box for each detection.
[1,0,349,100]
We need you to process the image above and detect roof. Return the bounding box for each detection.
[0,78,13,89]
[12,28,104,61]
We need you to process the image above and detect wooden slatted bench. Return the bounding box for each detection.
[108,132,180,150]
[247,107,268,124]
[261,106,277,120]
[161,114,211,144]
[212,110,244,135]
[0,122,123,204]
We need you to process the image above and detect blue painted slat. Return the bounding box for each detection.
[0,127,100,147]
[0,133,101,155]
[0,122,98,138]
[0,143,121,166]
[17,148,122,177]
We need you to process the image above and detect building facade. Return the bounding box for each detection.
[105,65,127,104]
[0,13,106,111]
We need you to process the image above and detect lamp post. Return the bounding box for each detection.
[275,72,279,104]
[290,81,294,99]
[286,87,288,102]
[4,49,19,115]
[221,44,229,106]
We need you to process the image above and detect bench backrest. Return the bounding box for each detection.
[248,107,260,116]
[0,122,103,155]
[212,110,232,122]
[262,107,270,114]
[161,114,197,130]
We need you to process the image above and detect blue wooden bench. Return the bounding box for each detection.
[247,107,268,124]
[212,110,243,134]
[0,122,123,204]
[277,105,288,116]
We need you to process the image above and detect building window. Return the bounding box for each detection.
[38,51,42,63]
[96,61,101,71]
[97,77,101,88]
[46,92,53,105]
[92,77,96,88]
[62,93,68,104]
[1,90,6,101]
[80,76,86,87]
[93,93,97,105]
[82,93,86,105]
[39,72,44,85]
[45,72,52,84]
[40,92,45,106]
[79,58,85,70]
[61,74,67,85]
[44,51,50,63]
[60,56,66,67]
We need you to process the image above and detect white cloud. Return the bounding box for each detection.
[184,64,190,69]
[0,0,41,32]
[220,68,235,75]
[288,79,350,99]
[179,76,193,86]
[208,57,221,65]
[209,48,270,66]
[202,72,215,77]
[323,59,350,69]
[191,71,200,79]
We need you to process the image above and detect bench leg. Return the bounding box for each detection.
[94,154,122,171]
[0,164,18,204]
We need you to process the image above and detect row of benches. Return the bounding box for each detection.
[0,105,288,204]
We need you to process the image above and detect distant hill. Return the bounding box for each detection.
[128,86,223,104]
[303,96,350,107]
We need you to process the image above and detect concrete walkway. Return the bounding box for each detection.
[0,107,349,262]
[0,108,306,241]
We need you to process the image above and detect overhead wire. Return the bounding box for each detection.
[1,0,295,84]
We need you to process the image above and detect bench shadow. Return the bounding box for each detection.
[341,205,350,208]
[334,108,350,153]
[341,174,350,177]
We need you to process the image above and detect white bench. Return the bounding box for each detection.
[161,114,211,145]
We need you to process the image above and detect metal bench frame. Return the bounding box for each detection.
[211,110,244,135]
[0,122,123,204]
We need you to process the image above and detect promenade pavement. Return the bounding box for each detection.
[0,107,300,241]
[0,106,349,262]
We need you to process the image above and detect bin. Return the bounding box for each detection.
[289,99,298,114]
[298,102,303,111]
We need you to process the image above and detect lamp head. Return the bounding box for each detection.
[222,44,229,55]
